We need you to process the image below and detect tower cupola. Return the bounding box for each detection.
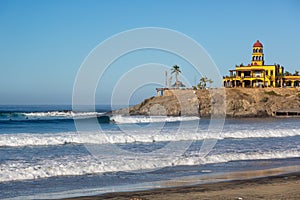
[251,40,264,66]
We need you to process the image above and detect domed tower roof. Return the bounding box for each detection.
[251,40,264,66]
[253,40,263,47]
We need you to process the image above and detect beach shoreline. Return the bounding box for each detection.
[65,166,300,200]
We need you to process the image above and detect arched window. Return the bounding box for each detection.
[259,56,261,61]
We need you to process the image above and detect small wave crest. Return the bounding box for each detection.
[23,111,100,118]
[0,111,103,121]
[111,115,200,124]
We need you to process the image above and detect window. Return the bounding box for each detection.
[266,70,268,76]
[254,71,261,77]
[244,71,251,77]
[270,70,273,76]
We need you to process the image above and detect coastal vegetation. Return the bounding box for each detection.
[197,76,213,89]
[264,90,281,96]
[171,65,181,88]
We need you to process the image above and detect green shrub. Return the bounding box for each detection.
[264,90,280,96]
[260,96,269,102]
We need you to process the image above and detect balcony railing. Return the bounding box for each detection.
[224,75,275,79]
[233,75,265,78]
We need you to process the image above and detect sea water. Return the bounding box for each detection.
[0,105,300,199]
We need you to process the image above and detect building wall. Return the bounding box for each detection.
[224,65,278,87]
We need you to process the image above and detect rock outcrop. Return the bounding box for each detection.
[113,88,300,118]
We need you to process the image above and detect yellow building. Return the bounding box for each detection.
[283,76,300,87]
[223,40,288,88]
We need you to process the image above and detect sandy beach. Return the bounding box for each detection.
[65,167,300,200]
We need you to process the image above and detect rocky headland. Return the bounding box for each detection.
[113,88,300,118]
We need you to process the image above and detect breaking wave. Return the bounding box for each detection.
[23,111,100,118]
[111,115,200,124]
[1,149,299,182]
[0,111,104,122]
[0,128,299,147]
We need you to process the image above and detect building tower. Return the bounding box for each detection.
[251,40,264,66]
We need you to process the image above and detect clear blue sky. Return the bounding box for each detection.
[0,0,299,105]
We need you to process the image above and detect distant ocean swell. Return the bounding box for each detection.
[0,111,100,121]
[0,128,299,147]
[0,111,199,123]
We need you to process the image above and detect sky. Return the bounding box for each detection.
[0,0,299,105]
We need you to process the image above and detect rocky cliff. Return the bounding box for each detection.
[114,88,300,117]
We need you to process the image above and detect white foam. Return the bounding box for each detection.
[23,111,101,119]
[111,115,200,124]
[0,128,299,147]
[0,132,99,147]
[179,150,300,165]
[0,149,299,182]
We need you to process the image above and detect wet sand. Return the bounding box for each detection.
[65,168,300,200]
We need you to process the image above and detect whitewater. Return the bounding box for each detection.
[0,105,300,199]
[0,128,299,147]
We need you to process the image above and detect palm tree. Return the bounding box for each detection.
[284,71,292,76]
[171,65,181,88]
[207,79,213,88]
[199,77,207,89]
[198,76,213,89]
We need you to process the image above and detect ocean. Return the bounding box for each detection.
[0,105,300,199]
